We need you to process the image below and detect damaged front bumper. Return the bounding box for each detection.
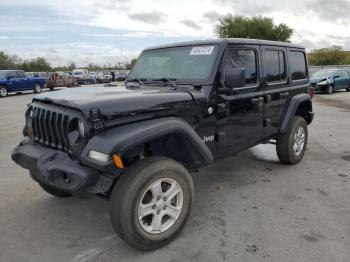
[11,138,113,196]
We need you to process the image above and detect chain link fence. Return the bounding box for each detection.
[309,65,350,74]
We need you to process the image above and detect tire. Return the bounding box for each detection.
[327,85,333,94]
[276,116,308,165]
[346,87,350,92]
[0,86,8,97]
[110,157,194,250]
[33,83,42,93]
[39,183,72,198]
[49,87,54,91]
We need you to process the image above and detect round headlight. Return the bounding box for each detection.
[78,120,86,136]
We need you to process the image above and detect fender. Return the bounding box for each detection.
[280,93,313,134]
[81,117,213,170]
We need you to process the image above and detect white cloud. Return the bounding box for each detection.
[1,0,350,67]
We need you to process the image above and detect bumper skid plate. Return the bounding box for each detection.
[11,139,99,195]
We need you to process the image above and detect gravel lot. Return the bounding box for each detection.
[0,88,349,262]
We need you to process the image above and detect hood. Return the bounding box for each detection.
[310,77,330,84]
[33,85,196,120]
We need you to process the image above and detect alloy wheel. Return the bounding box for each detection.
[138,178,183,234]
[293,126,305,156]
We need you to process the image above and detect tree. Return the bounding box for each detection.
[0,51,20,70]
[216,15,293,42]
[126,58,137,70]
[308,46,348,66]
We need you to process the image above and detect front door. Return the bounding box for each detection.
[215,46,264,157]
[334,70,349,90]
[6,71,20,92]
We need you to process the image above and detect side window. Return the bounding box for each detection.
[227,49,258,86]
[264,50,286,83]
[7,71,16,78]
[16,71,25,78]
[340,70,348,77]
[289,51,307,80]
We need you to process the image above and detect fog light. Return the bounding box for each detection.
[88,150,109,163]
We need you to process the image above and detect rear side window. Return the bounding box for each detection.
[227,49,257,86]
[340,70,348,77]
[289,51,307,80]
[16,71,25,78]
[264,50,286,83]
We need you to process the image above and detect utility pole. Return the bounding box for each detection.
[120,32,123,62]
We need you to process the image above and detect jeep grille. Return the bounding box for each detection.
[31,103,80,153]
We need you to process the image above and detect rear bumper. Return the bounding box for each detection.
[11,139,103,196]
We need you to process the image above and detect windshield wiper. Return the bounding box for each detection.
[127,78,146,85]
[152,77,177,87]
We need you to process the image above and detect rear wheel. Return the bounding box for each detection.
[39,183,72,198]
[346,87,350,92]
[110,157,194,250]
[33,83,42,93]
[0,86,8,97]
[276,116,308,165]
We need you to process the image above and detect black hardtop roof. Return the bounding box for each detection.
[144,38,305,51]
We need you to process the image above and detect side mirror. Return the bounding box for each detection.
[7,76,14,80]
[223,66,245,89]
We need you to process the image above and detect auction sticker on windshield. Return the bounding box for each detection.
[190,46,215,55]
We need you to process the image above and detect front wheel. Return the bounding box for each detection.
[0,86,8,97]
[326,85,333,94]
[346,87,350,92]
[110,157,194,250]
[276,116,308,165]
[33,83,42,93]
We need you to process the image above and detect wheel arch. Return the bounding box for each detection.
[81,117,213,170]
[280,94,314,134]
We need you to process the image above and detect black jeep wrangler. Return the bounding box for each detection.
[12,39,314,250]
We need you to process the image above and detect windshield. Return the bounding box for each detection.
[312,70,334,78]
[74,72,83,75]
[128,45,219,82]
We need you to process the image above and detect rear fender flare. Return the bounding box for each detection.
[280,93,313,134]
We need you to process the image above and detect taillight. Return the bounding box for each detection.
[308,86,314,99]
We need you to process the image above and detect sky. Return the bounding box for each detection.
[0,0,350,67]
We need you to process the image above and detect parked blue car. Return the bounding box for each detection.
[310,69,350,94]
[0,70,46,98]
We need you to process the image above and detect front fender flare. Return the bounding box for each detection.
[81,117,213,170]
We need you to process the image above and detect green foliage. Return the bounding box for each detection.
[0,50,135,72]
[0,51,20,69]
[0,51,52,71]
[216,14,293,42]
[126,58,137,70]
[308,46,350,66]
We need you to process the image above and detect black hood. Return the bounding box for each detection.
[33,85,196,119]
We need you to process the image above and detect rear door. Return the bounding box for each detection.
[262,47,309,137]
[261,46,289,137]
[215,45,265,157]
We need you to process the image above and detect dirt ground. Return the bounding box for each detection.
[0,88,349,262]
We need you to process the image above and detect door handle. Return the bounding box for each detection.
[251,97,264,107]
[265,95,272,104]
[280,92,290,98]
